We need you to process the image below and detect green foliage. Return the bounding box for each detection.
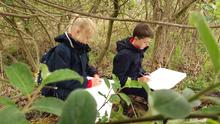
[31,97,64,116]
[0,96,15,107]
[199,105,220,114]
[5,63,34,96]
[182,75,210,91]
[42,68,83,85]
[182,88,201,107]
[206,119,220,124]
[109,94,120,104]
[124,78,142,88]
[170,44,184,68]
[59,89,97,124]
[97,111,109,123]
[1,62,91,124]
[119,93,131,106]
[98,91,107,99]
[152,90,192,118]
[190,12,220,73]
[112,77,121,93]
[0,106,29,124]
[103,77,110,89]
[110,105,128,121]
[40,64,50,80]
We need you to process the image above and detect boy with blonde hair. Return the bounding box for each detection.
[41,17,101,100]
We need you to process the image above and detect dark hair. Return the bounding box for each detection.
[133,23,154,39]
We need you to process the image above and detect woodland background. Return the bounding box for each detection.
[0,0,220,123]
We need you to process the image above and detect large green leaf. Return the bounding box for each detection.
[0,106,29,124]
[182,88,201,107]
[31,97,64,116]
[42,69,83,85]
[59,89,97,124]
[152,90,192,118]
[190,12,220,73]
[124,78,142,89]
[109,94,120,104]
[0,96,15,107]
[5,63,34,96]
[119,93,131,106]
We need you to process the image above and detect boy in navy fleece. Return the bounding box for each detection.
[41,17,101,100]
[113,23,153,101]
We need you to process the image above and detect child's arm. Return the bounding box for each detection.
[113,53,132,86]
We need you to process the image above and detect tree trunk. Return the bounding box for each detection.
[96,0,120,65]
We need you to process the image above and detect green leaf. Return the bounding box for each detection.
[112,82,121,93]
[190,12,220,73]
[97,111,108,123]
[152,90,192,118]
[109,94,120,104]
[199,105,220,114]
[141,82,150,93]
[43,69,83,85]
[40,64,50,80]
[98,91,107,99]
[5,63,34,96]
[31,97,64,116]
[0,106,29,124]
[103,77,110,89]
[124,78,142,88]
[206,119,220,124]
[119,93,131,106]
[112,74,121,86]
[59,89,97,124]
[182,88,201,107]
[110,105,128,121]
[0,96,15,106]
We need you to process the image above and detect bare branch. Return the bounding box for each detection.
[0,11,38,18]
[35,0,220,29]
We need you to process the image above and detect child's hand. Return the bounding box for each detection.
[91,74,101,87]
[138,76,150,83]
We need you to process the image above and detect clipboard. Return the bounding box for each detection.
[146,68,186,90]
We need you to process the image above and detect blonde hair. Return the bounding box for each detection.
[67,16,96,35]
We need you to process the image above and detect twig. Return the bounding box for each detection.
[0,32,32,39]
[22,85,42,113]
[0,11,39,18]
[97,113,220,124]
[189,81,220,102]
[130,102,138,118]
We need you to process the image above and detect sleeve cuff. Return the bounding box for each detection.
[87,80,92,88]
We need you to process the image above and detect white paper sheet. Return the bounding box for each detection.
[86,77,114,121]
[146,68,186,90]
[86,68,186,120]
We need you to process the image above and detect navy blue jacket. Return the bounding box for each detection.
[113,37,148,86]
[42,33,96,100]
[113,37,148,100]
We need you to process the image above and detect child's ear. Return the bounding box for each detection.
[76,29,80,34]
